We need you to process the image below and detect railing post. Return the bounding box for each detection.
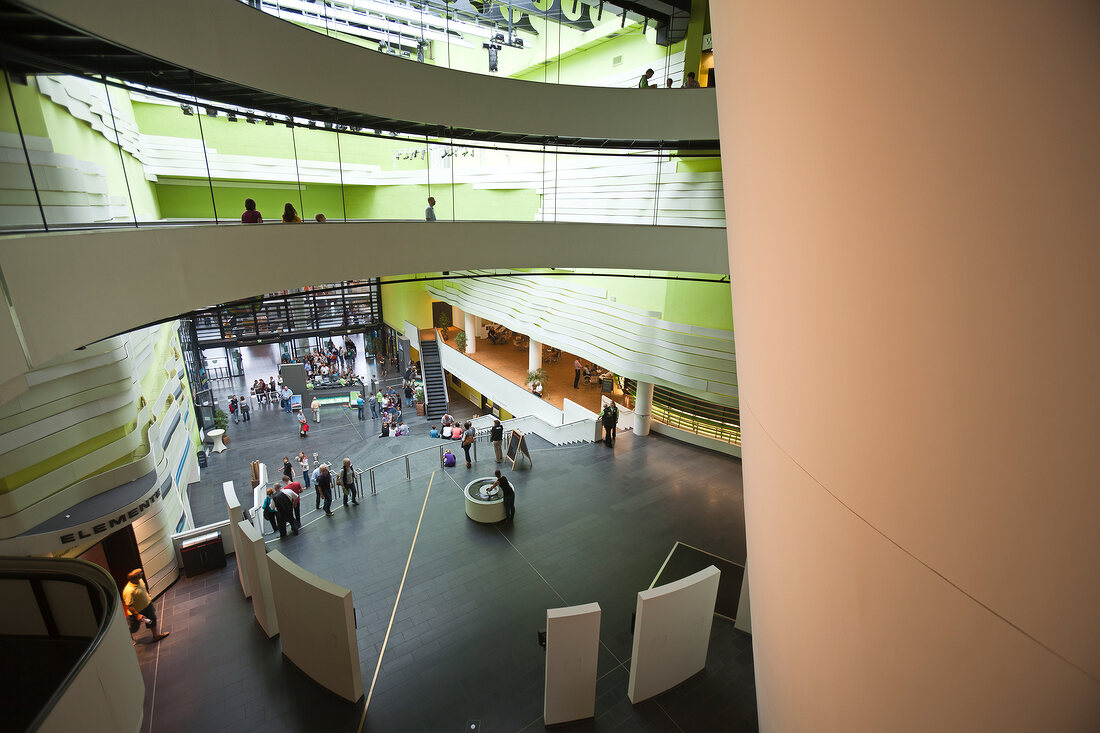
[369,469,376,495]
[406,455,410,480]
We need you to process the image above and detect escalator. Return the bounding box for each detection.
[0,557,144,733]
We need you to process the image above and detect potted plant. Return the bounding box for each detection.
[415,384,426,415]
[525,368,548,395]
[455,330,467,352]
[437,311,451,339]
[214,408,229,430]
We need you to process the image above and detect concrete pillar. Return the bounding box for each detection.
[632,381,654,436]
[528,340,542,373]
[463,312,476,354]
[712,2,1100,731]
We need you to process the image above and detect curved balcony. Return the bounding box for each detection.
[8,0,718,147]
[0,221,728,389]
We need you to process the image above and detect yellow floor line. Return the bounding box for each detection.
[356,471,434,732]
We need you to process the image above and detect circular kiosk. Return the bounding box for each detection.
[464,477,506,523]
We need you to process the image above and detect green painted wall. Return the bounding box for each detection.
[1,75,48,137]
[381,276,437,334]
[2,78,161,221]
[551,270,732,332]
[663,278,734,332]
[155,180,346,221]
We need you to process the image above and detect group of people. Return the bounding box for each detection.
[251,377,293,411]
[638,69,702,88]
[303,339,357,379]
[430,415,478,467]
[262,455,360,538]
[241,198,326,224]
[227,394,250,423]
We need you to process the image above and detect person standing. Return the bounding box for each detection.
[241,198,263,223]
[488,469,515,521]
[262,488,280,535]
[490,419,504,463]
[282,203,302,223]
[376,389,385,418]
[425,196,437,222]
[282,478,305,525]
[123,569,169,642]
[317,465,334,516]
[682,71,700,88]
[368,393,378,419]
[297,452,311,489]
[461,421,475,468]
[339,458,358,507]
[311,396,321,422]
[601,404,614,446]
[356,393,365,420]
[229,396,239,424]
[608,403,619,447]
[404,381,414,407]
[574,358,582,389]
[273,484,299,536]
[282,386,293,413]
[638,68,655,88]
[241,399,251,422]
[282,456,294,482]
[312,463,326,510]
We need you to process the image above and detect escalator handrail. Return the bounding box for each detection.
[0,557,119,733]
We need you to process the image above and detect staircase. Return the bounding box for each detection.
[418,333,449,421]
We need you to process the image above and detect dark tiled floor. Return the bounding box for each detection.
[190,373,481,527]
[147,375,755,732]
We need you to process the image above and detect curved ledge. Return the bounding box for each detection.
[0,221,729,383]
[16,0,718,146]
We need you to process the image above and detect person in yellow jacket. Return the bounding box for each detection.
[122,569,169,643]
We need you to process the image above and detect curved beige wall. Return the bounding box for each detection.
[712,2,1100,730]
[0,221,727,388]
[21,0,718,143]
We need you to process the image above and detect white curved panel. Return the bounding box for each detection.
[20,0,718,143]
[427,272,736,405]
[0,222,728,385]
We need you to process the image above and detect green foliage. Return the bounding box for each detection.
[525,368,548,386]
[455,330,467,351]
[213,409,229,430]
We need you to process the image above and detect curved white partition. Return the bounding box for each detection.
[0,222,728,385]
[19,0,718,144]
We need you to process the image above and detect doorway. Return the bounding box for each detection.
[78,525,142,595]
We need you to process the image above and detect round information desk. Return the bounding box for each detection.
[464,477,506,523]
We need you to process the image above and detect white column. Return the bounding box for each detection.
[632,381,654,436]
[528,340,542,373]
[712,3,1099,731]
[463,312,476,354]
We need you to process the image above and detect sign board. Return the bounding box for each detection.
[506,430,533,469]
[290,394,302,412]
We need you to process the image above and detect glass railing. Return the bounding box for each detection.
[0,70,723,233]
[625,378,741,446]
[241,0,711,90]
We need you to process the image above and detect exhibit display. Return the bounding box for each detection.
[464,477,506,523]
[544,603,601,726]
[628,565,720,704]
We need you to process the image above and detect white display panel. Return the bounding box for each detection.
[544,602,601,726]
[627,565,719,704]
